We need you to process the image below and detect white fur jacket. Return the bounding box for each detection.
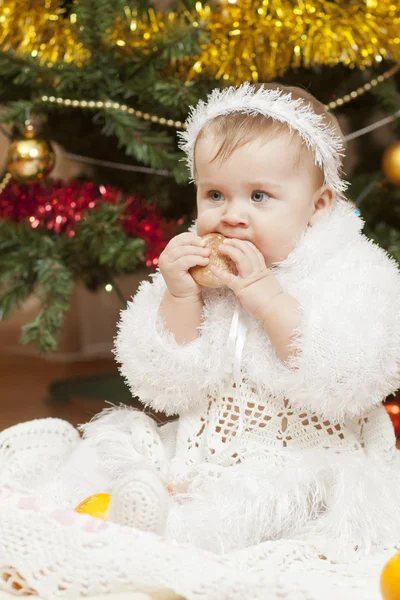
[115,199,400,425]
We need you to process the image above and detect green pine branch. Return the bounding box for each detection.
[0,221,57,310]
[112,0,155,22]
[150,79,201,111]
[102,109,183,172]
[0,275,34,321]
[0,200,159,351]
[370,79,400,114]
[0,100,35,130]
[75,0,117,48]
[119,16,203,84]
[0,51,53,87]
[62,203,146,280]
[153,21,203,63]
[20,257,73,352]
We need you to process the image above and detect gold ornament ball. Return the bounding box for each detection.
[74,493,111,520]
[382,141,400,187]
[381,550,400,600]
[7,137,55,183]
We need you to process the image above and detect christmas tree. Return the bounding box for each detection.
[0,0,399,353]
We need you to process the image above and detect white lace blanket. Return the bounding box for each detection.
[0,483,396,600]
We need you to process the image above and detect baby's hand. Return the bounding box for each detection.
[211,238,283,318]
[158,232,210,299]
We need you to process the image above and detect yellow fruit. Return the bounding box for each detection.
[381,551,400,600]
[74,493,111,520]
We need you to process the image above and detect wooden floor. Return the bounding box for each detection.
[0,354,131,431]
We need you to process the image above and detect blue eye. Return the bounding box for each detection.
[208,190,224,201]
[251,190,270,203]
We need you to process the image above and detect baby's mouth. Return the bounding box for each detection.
[217,232,251,242]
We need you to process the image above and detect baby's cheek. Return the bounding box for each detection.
[261,232,294,263]
[195,221,207,237]
[196,212,217,236]
[194,213,205,235]
[254,239,271,263]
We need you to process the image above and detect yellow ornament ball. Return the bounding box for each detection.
[7,137,55,183]
[74,493,111,521]
[382,141,400,187]
[381,551,400,600]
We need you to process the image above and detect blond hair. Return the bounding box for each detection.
[193,83,346,184]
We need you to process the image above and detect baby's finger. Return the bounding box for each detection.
[244,241,267,269]
[219,244,253,278]
[168,244,210,262]
[168,232,206,250]
[224,238,264,265]
[176,255,210,272]
[209,265,238,289]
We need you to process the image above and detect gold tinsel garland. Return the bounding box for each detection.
[0,0,399,81]
[187,0,400,82]
[0,0,89,66]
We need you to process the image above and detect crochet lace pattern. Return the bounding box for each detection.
[0,416,399,600]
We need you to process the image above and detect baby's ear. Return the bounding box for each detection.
[308,186,335,226]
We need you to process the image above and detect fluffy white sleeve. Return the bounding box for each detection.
[113,271,210,416]
[284,237,400,421]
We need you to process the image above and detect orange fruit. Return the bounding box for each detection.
[381,551,400,600]
[74,493,111,520]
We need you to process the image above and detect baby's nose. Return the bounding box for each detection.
[222,205,249,226]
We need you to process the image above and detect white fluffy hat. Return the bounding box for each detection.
[178,82,348,198]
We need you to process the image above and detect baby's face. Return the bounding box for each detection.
[195,133,325,265]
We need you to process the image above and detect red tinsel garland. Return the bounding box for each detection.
[0,180,182,267]
[385,400,400,438]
